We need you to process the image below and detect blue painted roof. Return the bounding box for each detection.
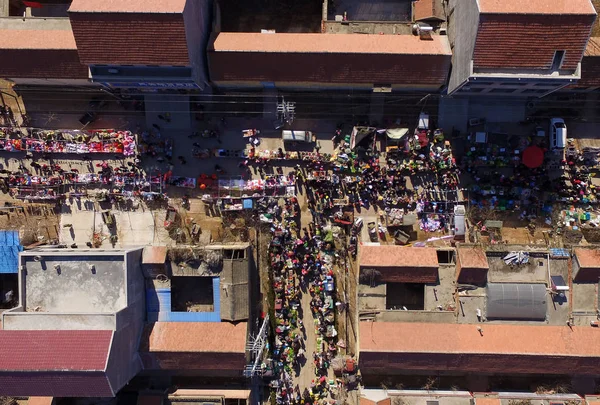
[146,277,221,322]
[0,231,22,274]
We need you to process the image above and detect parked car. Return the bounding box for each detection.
[550,118,567,149]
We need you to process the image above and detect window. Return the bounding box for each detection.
[552,50,565,70]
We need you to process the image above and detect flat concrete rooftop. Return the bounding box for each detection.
[21,253,126,313]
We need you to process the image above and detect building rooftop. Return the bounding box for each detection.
[475,399,501,405]
[70,12,190,66]
[21,252,127,313]
[68,0,187,14]
[0,329,114,397]
[212,33,451,55]
[0,329,111,371]
[144,322,246,353]
[472,13,594,71]
[0,29,77,49]
[477,0,596,15]
[413,0,445,21]
[360,246,439,268]
[457,247,489,269]
[574,248,600,268]
[360,322,600,356]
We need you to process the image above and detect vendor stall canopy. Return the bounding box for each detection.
[522,145,544,169]
[486,283,547,321]
[386,128,409,140]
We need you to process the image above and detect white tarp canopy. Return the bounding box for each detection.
[350,126,376,149]
[386,128,409,140]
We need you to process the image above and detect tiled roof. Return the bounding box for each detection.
[27,397,53,405]
[209,33,450,86]
[69,12,190,66]
[360,322,600,356]
[140,322,247,373]
[360,398,391,405]
[0,29,77,50]
[0,330,111,371]
[210,51,450,86]
[360,322,600,375]
[69,0,187,13]
[475,399,501,405]
[169,389,251,400]
[0,50,88,79]
[413,0,445,21]
[142,322,246,353]
[575,248,600,268]
[473,14,595,70]
[0,330,114,397]
[360,246,438,268]
[457,247,489,269]
[478,0,596,14]
[0,374,113,397]
[578,53,600,87]
[212,33,451,55]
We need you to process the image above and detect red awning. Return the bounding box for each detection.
[522,145,544,168]
[23,1,44,8]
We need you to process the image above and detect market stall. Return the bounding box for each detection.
[0,127,136,156]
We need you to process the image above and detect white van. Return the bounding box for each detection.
[453,205,466,240]
[282,130,313,142]
[550,118,567,149]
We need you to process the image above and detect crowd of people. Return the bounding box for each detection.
[269,194,340,404]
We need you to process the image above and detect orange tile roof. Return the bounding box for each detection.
[0,29,77,50]
[478,0,596,14]
[360,246,439,268]
[70,13,189,66]
[360,399,391,405]
[360,322,600,356]
[458,247,489,269]
[475,399,501,405]
[212,33,451,55]
[27,398,53,405]
[413,0,445,21]
[170,389,251,400]
[575,248,600,268]
[68,0,187,13]
[473,14,594,71]
[146,322,246,353]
